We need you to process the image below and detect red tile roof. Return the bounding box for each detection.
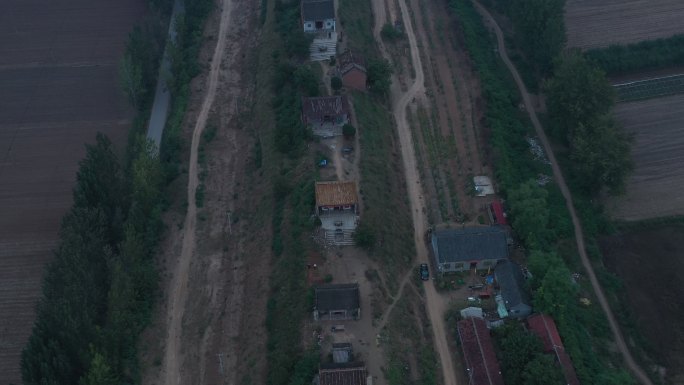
[490,201,507,225]
[302,96,350,121]
[457,318,504,385]
[527,314,563,353]
[315,181,358,207]
[528,314,581,385]
[319,363,367,385]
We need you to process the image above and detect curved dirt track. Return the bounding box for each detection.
[373,0,457,383]
[160,0,233,384]
[473,2,653,385]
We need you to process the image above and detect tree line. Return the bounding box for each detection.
[586,34,684,76]
[450,1,635,384]
[20,0,214,383]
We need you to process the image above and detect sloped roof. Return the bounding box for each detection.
[315,284,360,311]
[338,50,366,75]
[494,260,530,309]
[302,96,350,120]
[319,362,367,385]
[457,317,504,385]
[302,0,335,21]
[490,201,507,225]
[332,343,352,363]
[527,314,563,353]
[431,227,508,264]
[315,181,358,207]
[527,314,580,385]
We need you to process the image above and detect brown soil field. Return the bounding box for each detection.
[565,0,684,49]
[600,225,684,384]
[0,0,143,382]
[607,94,684,221]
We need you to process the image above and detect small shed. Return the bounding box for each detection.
[494,260,532,318]
[314,283,361,321]
[331,343,353,363]
[431,227,509,273]
[336,50,367,91]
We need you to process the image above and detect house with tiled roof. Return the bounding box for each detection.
[315,181,359,245]
[314,284,360,321]
[457,317,504,385]
[318,362,368,385]
[430,227,509,273]
[302,95,350,137]
[527,314,581,385]
[336,50,367,91]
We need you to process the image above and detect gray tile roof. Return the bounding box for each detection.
[494,260,530,309]
[302,0,335,21]
[315,283,360,311]
[431,227,508,264]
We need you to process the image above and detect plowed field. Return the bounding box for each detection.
[565,0,684,49]
[608,94,684,220]
[0,1,143,381]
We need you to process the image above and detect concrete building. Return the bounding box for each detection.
[430,227,508,273]
[336,50,367,91]
[494,260,532,318]
[302,0,335,33]
[303,96,350,137]
[314,284,361,321]
[315,181,358,245]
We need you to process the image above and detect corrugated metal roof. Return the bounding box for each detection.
[315,181,358,207]
[528,314,581,385]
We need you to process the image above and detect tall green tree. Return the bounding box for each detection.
[119,52,145,110]
[511,0,566,74]
[367,58,393,94]
[546,51,616,142]
[496,324,544,385]
[535,264,577,322]
[79,351,117,385]
[522,354,565,385]
[570,118,633,195]
[507,180,550,249]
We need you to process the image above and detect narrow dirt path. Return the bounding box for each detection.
[372,0,458,383]
[160,1,233,384]
[472,3,653,385]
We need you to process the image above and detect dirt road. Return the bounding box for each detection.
[372,0,458,383]
[160,0,233,383]
[473,2,653,384]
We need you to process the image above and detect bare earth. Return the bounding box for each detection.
[0,1,143,381]
[608,94,684,221]
[565,0,684,49]
[601,225,684,385]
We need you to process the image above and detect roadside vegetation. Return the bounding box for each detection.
[450,1,637,383]
[586,34,684,77]
[20,0,214,383]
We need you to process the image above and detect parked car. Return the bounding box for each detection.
[419,263,429,281]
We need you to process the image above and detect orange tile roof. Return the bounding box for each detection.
[315,181,358,207]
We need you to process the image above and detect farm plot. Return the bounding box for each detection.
[565,0,684,49]
[600,225,684,385]
[607,94,684,220]
[0,0,143,382]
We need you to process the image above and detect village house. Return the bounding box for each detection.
[301,0,337,60]
[494,260,532,318]
[457,317,505,385]
[313,283,361,321]
[303,96,350,137]
[527,314,581,385]
[318,362,368,385]
[315,181,358,244]
[336,50,367,91]
[301,0,335,34]
[430,227,509,273]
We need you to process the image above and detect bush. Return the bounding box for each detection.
[331,76,343,91]
[381,23,404,41]
[342,123,356,138]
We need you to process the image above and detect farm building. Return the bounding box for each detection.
[315,181,359,245]
[302,96,350,137]
[336,50,367,91]
[430,227,509,273]
[314,283,361,321]
[301,0,335,33]
[487,201,507,226]
[318,362,368,385]
[456,317,505,385]
[527,314,580,385]
[494,260,532,318]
